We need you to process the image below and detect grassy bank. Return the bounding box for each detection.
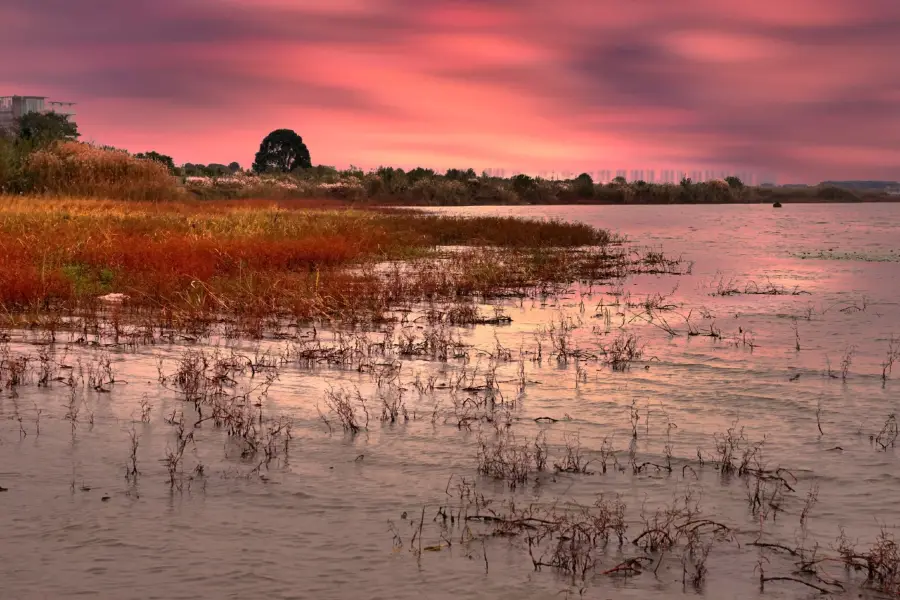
[0,196,666,334]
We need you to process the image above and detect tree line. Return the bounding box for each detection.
[1,112,314,178]
[3,113,754,195]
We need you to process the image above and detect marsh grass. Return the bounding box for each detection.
[709,274,809,297]
[323,386,370,434]
[3,285,898,598]
[600,332,643,371]
[23,142,179,201]
[476,431,544,489]
[874,414,898,450]
[0,196,660,334]
[882,336,900,382]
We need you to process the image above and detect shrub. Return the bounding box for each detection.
[0,135,21,192]
[134,151,176,173]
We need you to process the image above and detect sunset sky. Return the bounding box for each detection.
[2,0,899,182]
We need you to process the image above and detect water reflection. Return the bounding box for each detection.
[1,204,898,599]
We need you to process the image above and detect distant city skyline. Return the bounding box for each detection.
[480,168,778,185]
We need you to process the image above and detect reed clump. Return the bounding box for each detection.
[22,142,180,201]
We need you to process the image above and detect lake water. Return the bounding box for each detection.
[2,204,899,599]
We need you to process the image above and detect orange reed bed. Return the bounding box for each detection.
[0,196,624,327]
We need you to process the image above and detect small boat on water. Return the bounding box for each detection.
[773,202,782,208]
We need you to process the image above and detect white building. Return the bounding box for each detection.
[0,95,76,131]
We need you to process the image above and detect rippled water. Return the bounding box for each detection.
[2,204,899,599]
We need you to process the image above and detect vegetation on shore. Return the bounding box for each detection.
[2,113,895,205]
[5,139,892,205]
[176,166,897,205]
[0,195,680,332]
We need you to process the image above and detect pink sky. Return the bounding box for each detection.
[2,0,899,182]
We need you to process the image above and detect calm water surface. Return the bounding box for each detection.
[2,204,899,599]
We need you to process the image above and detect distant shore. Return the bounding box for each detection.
[4,140,897,206]
[371,194,900,207]
[176,167,899,206]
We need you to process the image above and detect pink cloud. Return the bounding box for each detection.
[2,0,899,182]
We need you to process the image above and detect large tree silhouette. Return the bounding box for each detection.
[252,129,311,173]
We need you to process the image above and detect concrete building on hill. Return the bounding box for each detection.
[0,95,76,131]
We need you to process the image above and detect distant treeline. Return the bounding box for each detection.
[818,180,899,190]
[2,113,897,204]
[178,165,897,206]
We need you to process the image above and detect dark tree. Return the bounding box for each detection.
[135,151,176,173]
[228,162,241,173]
[252,129,311,173]
[573,173,594,198]
[308,165,338,178]
[16,111,79,146]
[407,167,435,182]
[511,173,536,196]
[182,163,200,176]
[724,176,744,189]
[574,173,593,184]
[444,168,477,181]
[206,163,230,176]
[375,166,408,193]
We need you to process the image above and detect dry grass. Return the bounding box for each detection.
[23,142,180,201]
[0,195,663,331]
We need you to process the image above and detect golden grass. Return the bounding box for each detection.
[0,195,621,326]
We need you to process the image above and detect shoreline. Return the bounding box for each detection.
[370,196,900,207]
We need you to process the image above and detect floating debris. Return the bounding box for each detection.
[98,293,130,303]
